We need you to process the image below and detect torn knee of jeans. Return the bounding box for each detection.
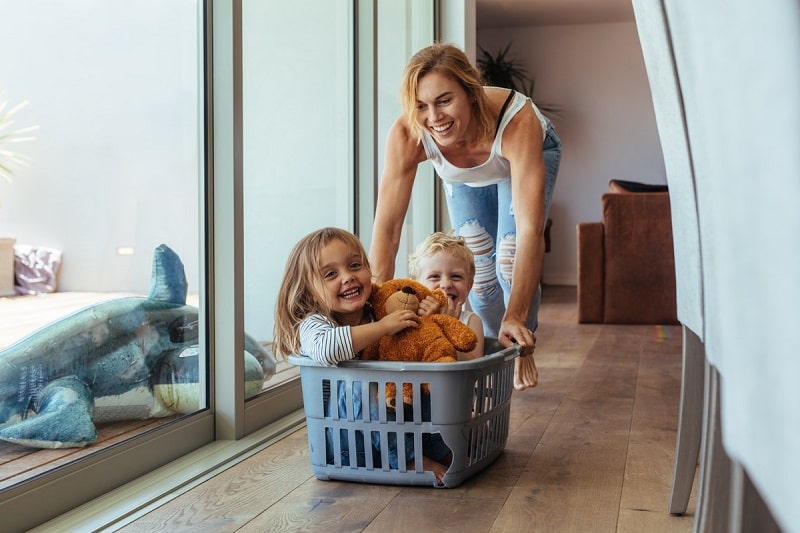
[498,235,516,284]
[455,220,494,257]
[472,256,498,298]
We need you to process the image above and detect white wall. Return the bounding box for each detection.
[479,21,666,285]
[0,1,201,293]
[1,9,665,320]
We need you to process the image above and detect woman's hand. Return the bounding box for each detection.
[498,318,536,354]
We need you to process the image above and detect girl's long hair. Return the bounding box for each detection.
[272,227,370,359]
[400,42,494,143]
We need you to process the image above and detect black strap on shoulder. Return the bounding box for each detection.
[494,90,515,137]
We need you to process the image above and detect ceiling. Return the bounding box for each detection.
[476,0,635,29]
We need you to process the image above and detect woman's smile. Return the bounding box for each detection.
[430,121,455,136]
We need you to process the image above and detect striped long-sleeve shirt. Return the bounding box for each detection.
[298,314,357,366]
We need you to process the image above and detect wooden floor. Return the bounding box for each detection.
[117,286,695,533]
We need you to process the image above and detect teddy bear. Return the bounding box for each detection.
[362,278,477,408]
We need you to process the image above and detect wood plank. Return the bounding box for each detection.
[116,429,314,532]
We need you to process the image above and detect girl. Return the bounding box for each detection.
[273,226,417,366]
[273,227,449,483]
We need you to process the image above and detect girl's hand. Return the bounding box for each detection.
[381,310,420,335]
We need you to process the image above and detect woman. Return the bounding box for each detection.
[369,43,561,391]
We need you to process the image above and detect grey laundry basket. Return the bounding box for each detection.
[288,339,520,488]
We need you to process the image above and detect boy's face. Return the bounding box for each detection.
[415,251,473,306]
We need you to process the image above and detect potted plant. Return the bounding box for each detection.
[0,93,38,295]
[0,92,38,185]
[477,42,558,115]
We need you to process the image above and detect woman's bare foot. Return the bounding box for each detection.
[514,352,538,390]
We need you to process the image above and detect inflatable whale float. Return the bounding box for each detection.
[0,244,276,449]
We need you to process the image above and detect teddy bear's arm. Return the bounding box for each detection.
[429,314,478,352]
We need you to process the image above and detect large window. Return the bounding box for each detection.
[0,1,211,527]
[0,0,454,528]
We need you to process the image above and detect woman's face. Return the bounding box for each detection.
[415,71,474,147]
[318,238,372,324]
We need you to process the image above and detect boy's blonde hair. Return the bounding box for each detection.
[408,232,475,281]
[400,42,494,144]
[272,227,370,359]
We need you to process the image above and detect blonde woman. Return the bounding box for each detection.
[370,43,561,390]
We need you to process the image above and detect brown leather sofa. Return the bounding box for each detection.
[577,180,678,324]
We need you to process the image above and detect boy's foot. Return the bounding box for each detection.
[416,456,448,486]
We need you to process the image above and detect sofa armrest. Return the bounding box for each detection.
[577,222,604,323]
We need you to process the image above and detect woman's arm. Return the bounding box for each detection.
[498,104,547,349]
[369,117,427,283]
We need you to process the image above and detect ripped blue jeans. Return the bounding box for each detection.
[443,122,561,338]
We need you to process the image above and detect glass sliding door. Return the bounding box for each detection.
[0,0,211,528]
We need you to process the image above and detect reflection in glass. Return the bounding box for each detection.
[1,245,198,448]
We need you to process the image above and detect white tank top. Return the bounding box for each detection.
[420,90,548,187]
[459,309,476,326]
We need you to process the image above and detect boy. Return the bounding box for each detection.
[408,232,484,360]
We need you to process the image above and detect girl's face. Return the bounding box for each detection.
[318,238,372,324]
[415,251,472,307]
[415,71,474,147]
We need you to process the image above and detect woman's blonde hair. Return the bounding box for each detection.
[400,42,495,143]
[272,227,370,359]
[408,231,475,282]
